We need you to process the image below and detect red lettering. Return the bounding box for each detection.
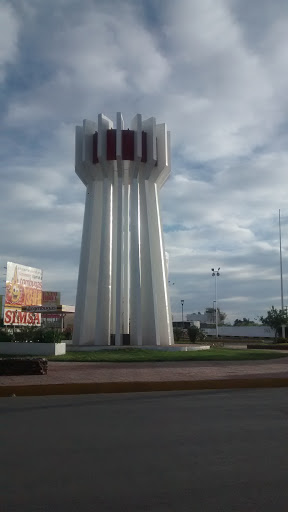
[42,291,58,304]
[4,309,41,326]
[4,310,12,324]
[18,312,26,324]
[33,313,41,325]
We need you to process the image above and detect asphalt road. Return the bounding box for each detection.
[1,388,288,511]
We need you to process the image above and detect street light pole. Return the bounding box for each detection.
[181,299,184,329]
[279,209,285,338]
[211,268,220,338]
[213,300,216,325]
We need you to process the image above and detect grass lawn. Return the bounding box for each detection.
[47,348,288,363]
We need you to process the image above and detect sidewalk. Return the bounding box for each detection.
[2,358,288,396]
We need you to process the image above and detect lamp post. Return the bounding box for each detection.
[279,210,286,338]
[213,300,216,325]
[211,268,220,338]
[181,299,184,329]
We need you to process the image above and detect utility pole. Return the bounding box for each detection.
[181,299,184,329]
[279,210,285,338]
[211,268,220,338]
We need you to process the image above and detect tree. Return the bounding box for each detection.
[205,307,227,325]
[173,327,183,342]
[233,318,259,326]
[260,306,288,338]
[218,311,227,325]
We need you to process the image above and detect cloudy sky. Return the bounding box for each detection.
[1,0,288,323]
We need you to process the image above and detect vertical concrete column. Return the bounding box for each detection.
[95,178,113,345]
[123,167,130,334]
[139,175,158,345]
[129,177,142,345]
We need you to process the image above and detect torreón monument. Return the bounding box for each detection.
[72,113,173,346]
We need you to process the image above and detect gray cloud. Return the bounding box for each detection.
[0,2,19,82]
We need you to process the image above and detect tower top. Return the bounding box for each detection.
[75,112,171,187]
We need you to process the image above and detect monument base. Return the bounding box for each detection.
[66,345,210,352]
[110,334,130,346]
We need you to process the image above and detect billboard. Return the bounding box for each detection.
[4,262,42,326]
[5,262,42,309]
[42,291,61,307]
[23,305,74,313]
[41,292,62,320]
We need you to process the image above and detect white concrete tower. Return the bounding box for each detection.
[73,113,173,347]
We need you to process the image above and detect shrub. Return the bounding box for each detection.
[13,326,39,343]
[61,327,73,340]
[187,325,199,343]
[274,337,288,344]
[4,326,63,344]
[187,325,207,343]
[45,328,63,343]
[33,327,63,344]
[0,329,13,343]
[173,327,183,342]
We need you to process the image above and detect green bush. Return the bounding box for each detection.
[38,328,63,344]
[187,325,198,343]
[13,326,39,343]
[5,326,63,344]
[187,325,207,343]
[274,337,288,344]
[173,327,183,342]
[61,327,73,340]
[0,329,13,342]
[31,327,63,344]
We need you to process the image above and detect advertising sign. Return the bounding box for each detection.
[4,308,41,326]
[42,291,61,307]
[23,305,74,313]
[5,262,42,309]
[4,262,42,326]
[23,306,58,312]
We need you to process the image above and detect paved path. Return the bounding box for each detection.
[1,358,288,388]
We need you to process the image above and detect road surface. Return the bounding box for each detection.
[1,389,288,511]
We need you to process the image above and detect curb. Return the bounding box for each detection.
[2,377,288,397]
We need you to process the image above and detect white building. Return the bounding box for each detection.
[187,312,212,324]
[204,326,274,338]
